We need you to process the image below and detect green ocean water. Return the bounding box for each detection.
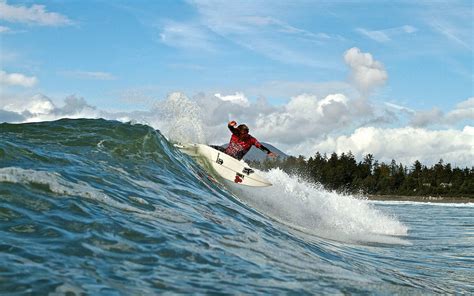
[0,119,472,294]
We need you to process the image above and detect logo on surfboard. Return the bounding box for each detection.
[242,167,254,175]
[234,172,245,183]
[216,153,224,165]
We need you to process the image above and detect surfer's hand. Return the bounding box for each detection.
[228,120,237,127]
[268,152,277,158]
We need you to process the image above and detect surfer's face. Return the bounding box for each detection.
[237,124,249,135]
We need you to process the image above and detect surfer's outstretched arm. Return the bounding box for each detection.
[254,141,277,158]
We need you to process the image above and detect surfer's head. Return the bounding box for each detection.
[237,124,249,135]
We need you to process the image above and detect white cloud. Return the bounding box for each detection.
[344,47,388,95]
[286,93,348,118]
[311,126,474,167]
[419,2,472,51]
[246,80,354,99]
[2,93,54,115]
[237,93,355,145]
[58,96,100,117]
[356,28,390,43]
[0,25,12,33]
[159,21,215,51]
[356,25,417,43]
[201,89,471,167]
[427,11,472,51]
[0,93,102,123]
[409,108,444,127]
[177,0,340,68]
[140,91,358,146]
[430,20,470,49]
[0,70,38,87]
[455,97,474,110]
[446,97,474,123]
[405,97,474,127]
[1,91,472,167]
[0,0,73,26]
[180,91,472,167]
[384,102,415,114]
[215,92,250,107]
[402,25,417,34]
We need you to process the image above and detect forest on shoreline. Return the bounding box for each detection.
[248,152,474,198]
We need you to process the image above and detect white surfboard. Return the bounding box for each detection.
[176,143,272,187]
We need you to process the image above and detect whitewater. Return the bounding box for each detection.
[0,118,472,294]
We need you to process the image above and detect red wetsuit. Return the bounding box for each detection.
[224,124,271,160]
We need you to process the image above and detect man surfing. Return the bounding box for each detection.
[213,121,277,161]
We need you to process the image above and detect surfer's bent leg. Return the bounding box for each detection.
[234,151,245,160]
[210,145,226,152]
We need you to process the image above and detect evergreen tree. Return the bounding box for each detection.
[249,150,473,198]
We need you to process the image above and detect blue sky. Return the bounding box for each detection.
[1,0,473,165]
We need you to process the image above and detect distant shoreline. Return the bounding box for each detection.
[367,195,474,204]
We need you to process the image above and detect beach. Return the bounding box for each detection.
[368,194,474,203]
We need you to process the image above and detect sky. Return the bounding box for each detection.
[0,0,473,167]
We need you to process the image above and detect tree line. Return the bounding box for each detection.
[248,152,474,198]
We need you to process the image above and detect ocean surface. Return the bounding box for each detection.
[0,119,472,294]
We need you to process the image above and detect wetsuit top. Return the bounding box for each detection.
[225,124,272,160]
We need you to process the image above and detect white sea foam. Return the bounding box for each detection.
[0,167,188,223]
[0,167,174,218]
[228,168,408,244]
[49,282,86,296]
[151,92,206,144]
[0,167,131,209]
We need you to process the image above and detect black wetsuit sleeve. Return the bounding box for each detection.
[252,137,272,155]
[228,124,239,135]
[259,144,272,154]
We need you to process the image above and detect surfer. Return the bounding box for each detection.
[213,121,277,160]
